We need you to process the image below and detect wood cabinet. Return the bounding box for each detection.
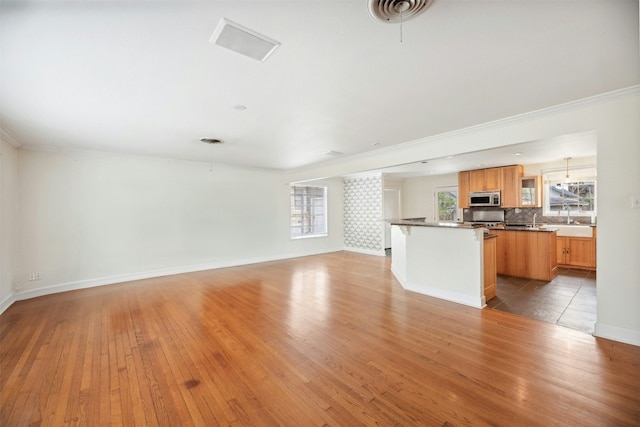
[483,236,497,301]
[459,165,525,208]
[520,176,541,207]
[556,228,596,269]
[489,229,558,281]
[469,167,501,192]
[458,171,470,208]
[501,165,523,208]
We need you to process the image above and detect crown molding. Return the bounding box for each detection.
[288,85,640,174]
[0,126,22,148]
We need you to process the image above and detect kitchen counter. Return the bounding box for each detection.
[389,219,480,229]
[492,225,558,232]
[390,223,488,308]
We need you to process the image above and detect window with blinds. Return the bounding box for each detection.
[542,165,596,216]
[290,185,327,239]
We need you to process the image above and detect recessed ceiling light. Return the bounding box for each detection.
[201,138,224,144]
[514,152,523,156]
[233,105,247,111]
[209,18,280,62]
[446,155,455,159]
[324,150,344,156]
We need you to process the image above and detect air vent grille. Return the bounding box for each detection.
[368,0,434,23]
[209,18,280,62]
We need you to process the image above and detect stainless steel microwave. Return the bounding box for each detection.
[469,191,501,207]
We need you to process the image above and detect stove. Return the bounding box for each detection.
[469,221,504,229]
[470,210,505,227]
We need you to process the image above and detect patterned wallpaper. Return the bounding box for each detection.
[344,176,383,252]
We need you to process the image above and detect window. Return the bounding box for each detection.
[290,185,327,239]
[435,186,458,221]
[542,165,596,217]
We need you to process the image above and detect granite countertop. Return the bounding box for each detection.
[389,219,480,229]
[491,225,558,232]
[492,223,596,232]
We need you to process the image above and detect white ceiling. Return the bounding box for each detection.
[350,130,598,178]
[1,1,638,170]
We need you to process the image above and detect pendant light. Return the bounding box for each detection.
[564,157,572,182]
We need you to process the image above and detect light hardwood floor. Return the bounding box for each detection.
[1,251,639,426]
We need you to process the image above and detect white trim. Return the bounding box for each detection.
[12,249,343,303]
[0,293,16,316]
[344,246,386,257]
[0,127,22,148]
[594,322,640,347]
[401,279,485,309]
[18,144,282,173]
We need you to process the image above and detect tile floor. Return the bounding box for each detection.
[487,268,597,334]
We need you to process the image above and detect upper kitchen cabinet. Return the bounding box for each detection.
[469,167,501,192]
[501,165,523,208]
[520,176,541,207]
[458,171,470,208]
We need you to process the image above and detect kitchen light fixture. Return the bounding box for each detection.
[564,157,572,180]
[209,18,280,62]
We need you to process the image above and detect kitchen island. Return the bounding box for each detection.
[390,220,493,308]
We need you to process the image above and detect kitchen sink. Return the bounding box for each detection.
[540,224,593,237]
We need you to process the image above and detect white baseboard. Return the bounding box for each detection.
[0,293,16,316]
[343,246,386,257]
[390,266,483,309]
[594,322,640,347]
[12,248,343,303]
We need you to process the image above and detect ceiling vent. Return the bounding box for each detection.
[209,18,280,62]
[368,0,434,23]
[324,150,344,156]
[201,138,224,144]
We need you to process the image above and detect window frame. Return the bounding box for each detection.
[542,165,597,217]
[290,184,328,239]
[434,185,459,222]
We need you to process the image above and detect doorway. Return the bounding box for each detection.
[383,188,401,251]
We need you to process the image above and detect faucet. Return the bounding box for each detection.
[532,213,537,228]
[562,202,572,224]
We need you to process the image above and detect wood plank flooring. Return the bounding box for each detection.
[1,251,639,426]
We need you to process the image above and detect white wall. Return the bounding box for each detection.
[5,89,639,345]
[285,87,640,346]
[0,140,18,312]
[402,173,458,221]
[14,149,344,299]
[522,155,596,176]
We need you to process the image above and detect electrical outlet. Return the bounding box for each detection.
[28,272,41,281]
[35,272,41,280]
[632,195,640,209]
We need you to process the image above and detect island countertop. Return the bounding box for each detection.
[388,219,481,229]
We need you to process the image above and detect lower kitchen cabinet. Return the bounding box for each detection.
[556,228,596,269]
[483,236,497,301]
[489,230,558,281]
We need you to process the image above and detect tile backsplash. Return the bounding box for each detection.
[464,207,595,225]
